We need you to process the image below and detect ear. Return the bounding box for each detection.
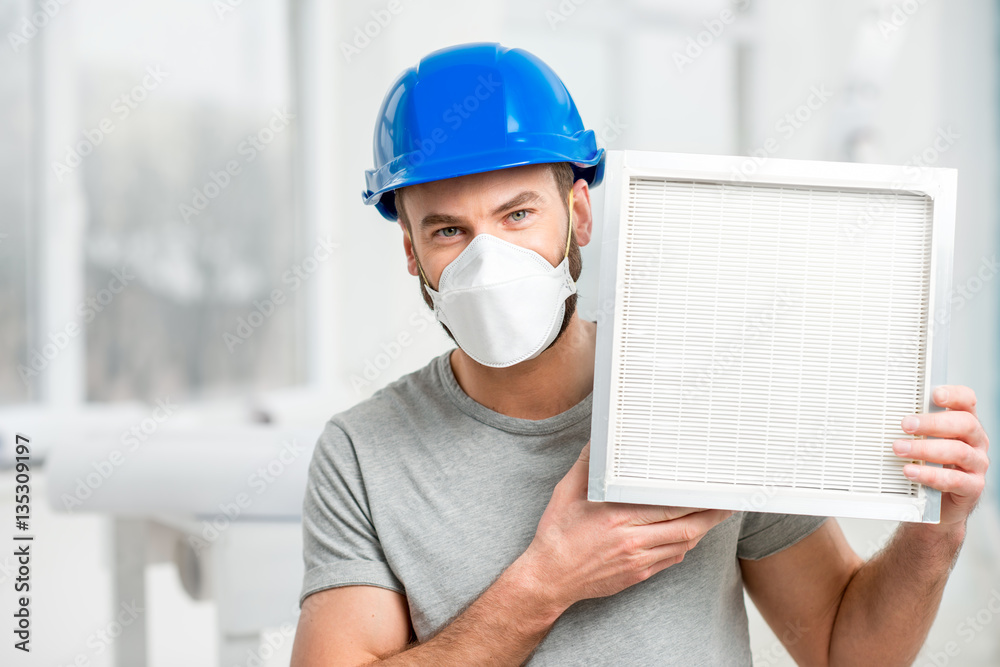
[398,220,420,277]
[570,178,594,247]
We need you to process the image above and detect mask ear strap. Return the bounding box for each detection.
[405,226,432,288]
[564,190,574,259]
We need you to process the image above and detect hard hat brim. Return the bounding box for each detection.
[363,144,605,221]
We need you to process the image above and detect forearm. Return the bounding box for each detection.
[374,555,566,666]
[828,520,965,666]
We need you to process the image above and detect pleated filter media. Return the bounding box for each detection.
[588,150,957,523]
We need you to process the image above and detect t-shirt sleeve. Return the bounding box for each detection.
[736,511,831,561]
[299,419,405,607]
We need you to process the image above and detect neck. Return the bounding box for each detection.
[449,313,597,420]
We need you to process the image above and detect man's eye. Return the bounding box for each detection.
[510,210,528,222]
[439,227,459,237]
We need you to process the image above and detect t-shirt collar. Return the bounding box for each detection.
[435,349,593,435]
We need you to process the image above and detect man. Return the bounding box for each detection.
[290,43,990,666]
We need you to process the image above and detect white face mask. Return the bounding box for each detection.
[412,194,577,368]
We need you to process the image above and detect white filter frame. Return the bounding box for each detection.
[588,150,957,523]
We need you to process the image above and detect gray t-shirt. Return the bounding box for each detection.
[300,348,830,665]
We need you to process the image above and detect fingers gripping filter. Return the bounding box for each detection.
[588,150,957,523]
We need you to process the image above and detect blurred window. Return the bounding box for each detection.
[1,0,304,404]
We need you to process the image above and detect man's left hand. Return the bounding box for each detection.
[892,385,991,533]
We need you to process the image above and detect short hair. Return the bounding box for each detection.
[395,162,575,233]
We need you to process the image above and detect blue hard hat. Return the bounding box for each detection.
[363,42,606,221]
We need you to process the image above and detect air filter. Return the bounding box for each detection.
[588,150,956,523]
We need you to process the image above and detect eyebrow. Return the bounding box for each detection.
[418,190,545,230]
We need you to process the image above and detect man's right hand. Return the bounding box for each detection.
[521,440,735,613]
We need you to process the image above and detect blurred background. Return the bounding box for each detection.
[1,0,998,665]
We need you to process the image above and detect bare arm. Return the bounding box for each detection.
[740,519,862,666]
[741,518,961,667]
[294,441,733,666]
[290,552,565,666]
[829,384,988,665]
[741,384,989,667]
[374,555,563,666]
[828,520,964,666]
[291,586,413,666]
